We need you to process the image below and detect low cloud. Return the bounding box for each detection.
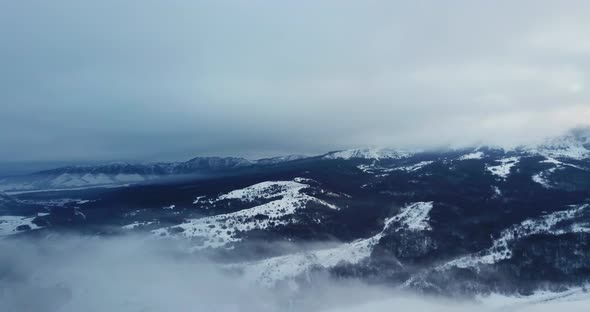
[1,234,588,311]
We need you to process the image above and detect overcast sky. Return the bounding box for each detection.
[1,0,590,162]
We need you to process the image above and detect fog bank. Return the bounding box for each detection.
[0,235,588,311]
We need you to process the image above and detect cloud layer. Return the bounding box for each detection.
[1,235,589,312]
[1,1,589,161]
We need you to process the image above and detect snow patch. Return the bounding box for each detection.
[357,161,433,176]
[0,216,42,236]
[193,196,206,204]
[390,161,434,173]
[217,181,304,202]
[459,151,484,160]
[492,186,502,198]
[486,157,520,179]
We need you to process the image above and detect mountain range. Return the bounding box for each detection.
[2,128,589,193]
[1,127,590,302]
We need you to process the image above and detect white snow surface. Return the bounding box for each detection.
[0,215,41,236]
[459,151,484,160]
[237,237,383,287]
[236,202,433,287]
[152,179,338,249]
[217,181,305,202]
[192,196,206,204]
[486,157,520,178]
[390,202,434,231]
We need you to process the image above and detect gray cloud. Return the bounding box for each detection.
[1,0,589,162]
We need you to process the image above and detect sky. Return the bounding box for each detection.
[1,0,590,162]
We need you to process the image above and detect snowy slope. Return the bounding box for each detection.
[442,204,590,269]
[532,157,588,188]
[486,157,520,179]
[357,161,434,177]
[236,202,433,286]
[459,151,484,160]
[152,179,339,249]
[389,202,434,231]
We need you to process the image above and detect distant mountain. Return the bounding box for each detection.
[0,155,309,192]
[0,191,16,206]
[2,128,589,192]
[255,155,309,165]
[323,148,416,160]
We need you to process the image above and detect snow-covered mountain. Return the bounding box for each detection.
[525,127,590,160]
[1,127,590,300]
[323,148,417,160]
[152,178,338,249]
[3,128,589,193]
[322,127,590,161]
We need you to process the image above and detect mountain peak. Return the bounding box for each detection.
[528,127,590,160]
[323,148,416,160]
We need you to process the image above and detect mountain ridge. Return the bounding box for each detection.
[1,127,588,192]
